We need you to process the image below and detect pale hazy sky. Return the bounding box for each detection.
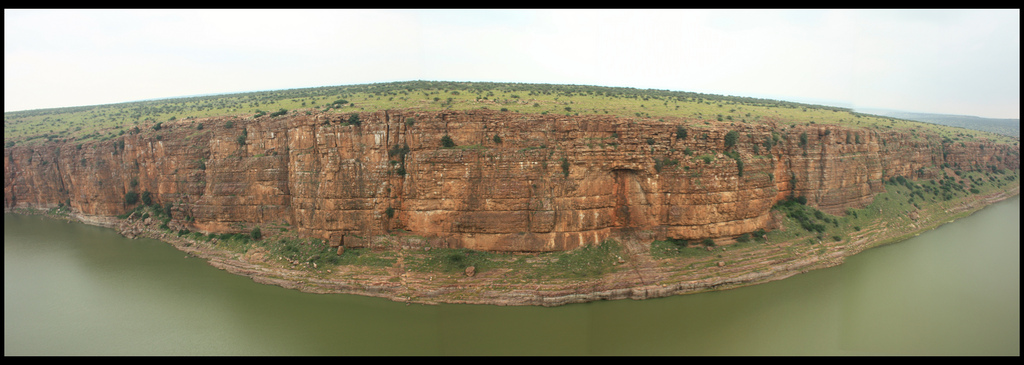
[4,9,1020,119]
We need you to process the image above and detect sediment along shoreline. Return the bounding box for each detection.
[7,183,1017,306]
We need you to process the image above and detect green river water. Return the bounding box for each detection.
[5,196,1019,355]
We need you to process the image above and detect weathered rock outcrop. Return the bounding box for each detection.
[5,109,1020,252]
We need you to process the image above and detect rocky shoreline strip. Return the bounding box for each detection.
[7,186,1018,307]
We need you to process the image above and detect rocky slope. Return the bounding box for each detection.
[5,109,1020,252]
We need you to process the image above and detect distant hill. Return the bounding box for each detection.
[856,108,1020,138]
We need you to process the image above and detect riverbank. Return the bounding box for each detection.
[8,171,1019,307]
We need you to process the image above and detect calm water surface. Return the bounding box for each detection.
[5,196,1019,355]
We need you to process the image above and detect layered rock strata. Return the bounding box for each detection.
[5,109,1020,252]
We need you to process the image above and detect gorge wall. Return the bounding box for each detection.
[5,109,1020,252]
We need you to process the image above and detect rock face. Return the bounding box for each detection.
[5,109,1020,252]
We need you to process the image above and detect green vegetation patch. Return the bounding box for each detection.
[548,240,622,278]
[773,196,838,234]
[7,80,1016,148]
[403,240,624,279]
[407,248,498,274]
[650,239,714,259]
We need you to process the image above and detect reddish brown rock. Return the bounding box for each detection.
[5,109,1019,252]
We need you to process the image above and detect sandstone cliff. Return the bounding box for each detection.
[5,109,1020,252]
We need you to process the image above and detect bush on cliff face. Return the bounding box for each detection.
[774,197,831,233]
[724,151,743,177]
[388,143,410,159]
[752,228,767,241]
[124,191,139,206]
[724,130,740,149]
[654,158,679,173]
[441,135,456,148]
[676,126,688,140]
